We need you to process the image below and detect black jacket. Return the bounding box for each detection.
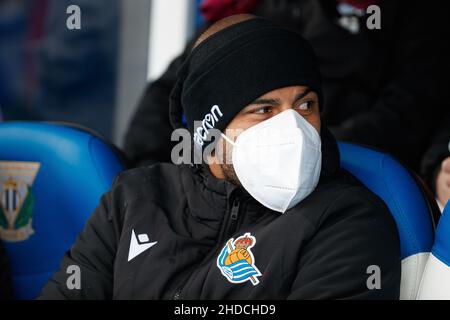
[39,130,400,299]
[124,0,447,172]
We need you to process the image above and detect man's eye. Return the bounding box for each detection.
[297,101,313,111]
[253,106,272,114]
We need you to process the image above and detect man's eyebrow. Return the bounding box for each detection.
[249,89,313,106]
[249,98,281,105]
[293,89,312,102]
[250,88,311,105]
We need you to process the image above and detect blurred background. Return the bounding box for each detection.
[0,0,201,144]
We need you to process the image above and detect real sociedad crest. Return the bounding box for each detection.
[0,161,40,242]
[217,232,262,286]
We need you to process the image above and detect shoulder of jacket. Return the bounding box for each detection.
[320,183,392,229]
[298,174,391,232]
[110,163,187,201]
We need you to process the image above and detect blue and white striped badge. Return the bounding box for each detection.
[216,232,262,286]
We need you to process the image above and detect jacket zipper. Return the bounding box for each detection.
[224,198,241,241]
[172,197,242,300]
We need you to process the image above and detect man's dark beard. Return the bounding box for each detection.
[221,163,242,187]
[218,138,242,187]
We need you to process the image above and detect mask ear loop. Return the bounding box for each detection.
[220,132,236,146]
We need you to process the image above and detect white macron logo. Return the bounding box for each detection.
[128,229,157,262]
[193,104,223,147]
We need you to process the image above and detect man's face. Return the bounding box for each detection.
[210,85,321,185]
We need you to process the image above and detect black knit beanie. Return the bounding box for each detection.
[169,17,322,150]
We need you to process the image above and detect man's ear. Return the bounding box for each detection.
[206,149,216,163]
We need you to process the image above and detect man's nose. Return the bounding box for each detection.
[274,104,295,115]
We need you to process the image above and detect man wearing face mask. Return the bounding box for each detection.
[39,15,400,300]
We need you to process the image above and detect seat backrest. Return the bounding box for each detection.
[338,142,434,300]
[417,202,450,299]
[0,122,124,299]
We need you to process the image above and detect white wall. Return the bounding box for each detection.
[113,0,152,147]
[147,0,196,81]
[113,0,196,147]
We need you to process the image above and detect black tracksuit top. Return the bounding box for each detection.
[39,130,401,299]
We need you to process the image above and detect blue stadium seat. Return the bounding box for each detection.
[417,202,450,299]
[0,122,125,299]
[338,142,435,300]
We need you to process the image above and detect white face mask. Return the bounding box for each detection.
[221,109,322,213]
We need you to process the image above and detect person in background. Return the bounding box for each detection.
[421,111,450,208]
[124,0,447,173]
